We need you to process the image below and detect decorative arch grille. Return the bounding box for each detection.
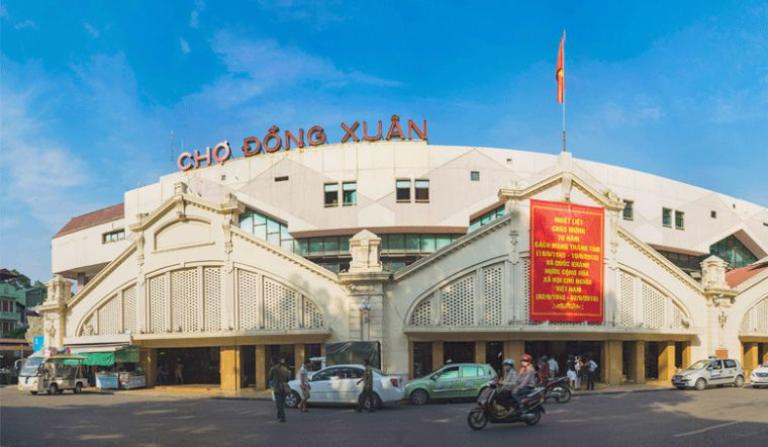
[410,297,433,326]
[741,297,768,334]
[171,268,199,332]
[238,269,261,330]
[483,264,503,325]
[148,274,167,333]
[123,286,136,334]
[440,274,475,326]
[264,278,298,330]
[203,267,221,331]
[97,295,120,335]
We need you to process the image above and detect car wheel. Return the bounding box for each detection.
[284,391,301,409]
[30,391,38,395]
[409,389,429,406]
[734,376,744,387]
[694,378,707,391]
[364,393,382,411]
[49,384,59,395]
[74,383,83,394]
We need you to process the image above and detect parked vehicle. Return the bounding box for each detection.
[750,363,768,388]
[467,380,546,430]
[17,355,88,395]
[542,376,572,403]
[672,357,744,390]
[405,363,497,405]
[284,364,404,409]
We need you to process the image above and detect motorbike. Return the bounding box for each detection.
[542,376,572,404]
[467,381,546,431]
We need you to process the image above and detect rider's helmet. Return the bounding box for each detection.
[502,359,515,368]
[520,353,533,363]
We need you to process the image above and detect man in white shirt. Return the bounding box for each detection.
[298,359,312,413]
[586,358,598,390]
[548,356,560,377]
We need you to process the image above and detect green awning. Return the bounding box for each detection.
[70,346,140,366]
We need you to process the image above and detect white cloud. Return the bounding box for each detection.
[83,22,100,38]
[180,37,191,54]
[189,0,205,28]
[13,19,36,29]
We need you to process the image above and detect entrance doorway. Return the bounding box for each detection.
[157,347,220,385]
[444,342,474,364]
[263,345,296,385]
[241,346,256,388]
[485,341,504,374]
[412,342,433,378]
[646,342,660,380]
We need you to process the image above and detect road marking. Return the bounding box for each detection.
[673,421,743,438]
[610,392,628,399]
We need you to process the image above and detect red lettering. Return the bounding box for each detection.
[177,152,194,171]
[407,119,428,141]
[193,147,212,169]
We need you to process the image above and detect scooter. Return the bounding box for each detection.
[542,376,572,404]
[467,381,546,431]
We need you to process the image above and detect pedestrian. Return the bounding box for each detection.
[268,356,291,423]
[548,355,560,377]
[537,356,551,385]
[577,356,587,390]
[157,364,168,385]
[298,359,312,413]
[566,356,578,389]
[356,358,375,413]
[174,359,184,384]
[586,356,598,391]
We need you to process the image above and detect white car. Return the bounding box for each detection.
[285,364,405,409]
[750,364,768,388]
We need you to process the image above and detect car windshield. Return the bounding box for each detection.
[687,360,710,370]
[20,357,44,376]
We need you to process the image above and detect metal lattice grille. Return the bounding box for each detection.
[149,274,167,333]
[619,271,635,327]
[410,297,433,326]
[98,295,120,335]
[302,297,324,329]
[742,298,768,333]
[670,304,684,329]
[80,314,95,336]
[238,269,260,330]
[123,286,136,334]
[203,267,221,331]
[642,282,665,329]
[483,264,503,325]
[441,275,475,326]
[264,278,298,330]
[171,268,199,332]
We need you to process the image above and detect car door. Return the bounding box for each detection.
[432,365,461,398]
[723,359,738,383]
[309,367,337,402]
[459,365,484,398]
[336,367,364,403]
[708,360,725,384]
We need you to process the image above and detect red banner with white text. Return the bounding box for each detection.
[529,199,604,323]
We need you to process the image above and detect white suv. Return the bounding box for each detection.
[672,358,745,390]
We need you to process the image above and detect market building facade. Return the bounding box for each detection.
[41,140,768,392]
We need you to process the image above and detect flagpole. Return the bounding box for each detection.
[561,30,567,153]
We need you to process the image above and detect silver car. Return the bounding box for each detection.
[672,358,745,390]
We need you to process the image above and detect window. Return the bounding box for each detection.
[239,209,294,251]
[415,180,430,202]
[342,181,357,206]
[470,171,480,181]
[710,235,758,268]
[710,210,717,219]
[396,179,411,202]
[324,183,339,207]
[461,365,482,377]
[622,200,634,221]
[436,366,459,380]
[274,175,289,182]
[662,208,672,228]
[469,205,506,232]
[675,210,685,230]
[102,229,125,244]
[724,359,737,369]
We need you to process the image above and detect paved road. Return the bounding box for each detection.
[2,385,767,447]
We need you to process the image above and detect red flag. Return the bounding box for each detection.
[556,31,565,104]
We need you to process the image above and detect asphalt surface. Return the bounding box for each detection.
[1,385,767,447]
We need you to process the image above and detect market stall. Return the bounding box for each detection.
[68,345,146,390]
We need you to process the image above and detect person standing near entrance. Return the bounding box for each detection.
[268,356,291,422]
[356,358,375,413]
[548,355,560,378]
[586,356,598,390]
[174,359,184,385]
[298,359,312,413]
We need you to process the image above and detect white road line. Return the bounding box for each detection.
[673,421,743,438]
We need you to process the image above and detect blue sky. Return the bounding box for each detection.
[1,0,767,282]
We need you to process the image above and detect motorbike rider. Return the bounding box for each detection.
[495,359,518,408]
[509,353,538,410]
